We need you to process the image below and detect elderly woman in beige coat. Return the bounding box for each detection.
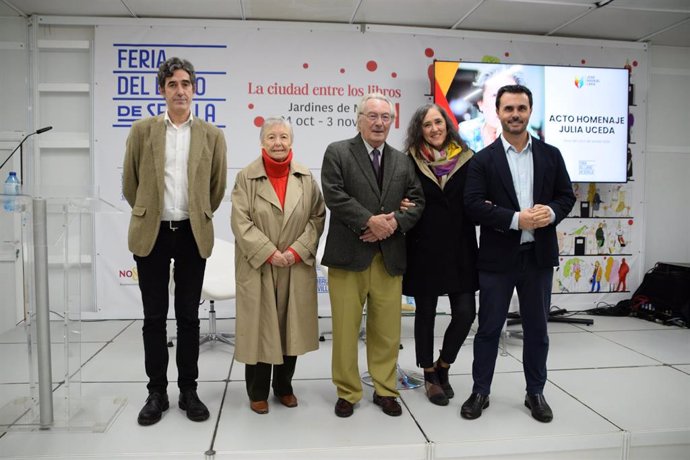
[231,117,326,415]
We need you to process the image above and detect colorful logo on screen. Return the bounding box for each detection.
[574,75,601,88]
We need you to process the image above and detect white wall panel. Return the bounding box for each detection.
[2,16,687,322]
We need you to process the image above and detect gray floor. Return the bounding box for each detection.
[0,314,688,459]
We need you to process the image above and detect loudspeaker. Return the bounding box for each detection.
[574,236,586,256]
[580,201,590,218]
[655,262,690,273]
[633,262,690,326]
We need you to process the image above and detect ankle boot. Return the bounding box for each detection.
[435,360,454,399]
[424,370,449,406]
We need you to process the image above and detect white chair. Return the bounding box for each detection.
[198,238,235,346]
[168,238,235,347]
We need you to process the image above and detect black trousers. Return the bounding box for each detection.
[245,356,297,402]
[414,292,476,369]
[134,220,206,394]
[472,246,553,395]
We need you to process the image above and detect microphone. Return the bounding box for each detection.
[0,126,53,180]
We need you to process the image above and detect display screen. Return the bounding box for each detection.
[433,61,629,183]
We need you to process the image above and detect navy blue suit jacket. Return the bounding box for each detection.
[464,137,575,272]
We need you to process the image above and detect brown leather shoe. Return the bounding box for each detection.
[373,392,402,416]
[424,371,449,406]
[334,398,354,417]
[434,359,454,399]
[277,394,298,408]
[250,400,269,414]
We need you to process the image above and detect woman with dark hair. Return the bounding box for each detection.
[402,104,478,406]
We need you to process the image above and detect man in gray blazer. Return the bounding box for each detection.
[123,57,227,426]
[321,93,424,418]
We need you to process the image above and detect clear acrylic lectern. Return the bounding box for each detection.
[0,191,126,432]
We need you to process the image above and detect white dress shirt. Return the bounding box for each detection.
[161,111,192,221]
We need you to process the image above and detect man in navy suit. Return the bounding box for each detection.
[461,85,575,423]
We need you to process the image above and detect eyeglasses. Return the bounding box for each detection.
[361,112,394,123]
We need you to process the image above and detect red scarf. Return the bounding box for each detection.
[261,148,302,265]
[261,148,292,208]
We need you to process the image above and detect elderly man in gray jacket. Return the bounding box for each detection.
[321,93,424,418]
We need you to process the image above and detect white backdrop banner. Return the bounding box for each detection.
[93,24,434,316]
[93,23,647,318]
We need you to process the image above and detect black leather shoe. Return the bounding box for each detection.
[373,393,402,416]
[334,398,354,418]
[137,392,169,426]
[460,393,489,420]
[525,393,553,423]
[179,389,210,422]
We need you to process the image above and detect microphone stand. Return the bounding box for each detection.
[0,126,53,184]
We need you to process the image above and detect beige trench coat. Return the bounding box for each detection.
[231,156,326,365]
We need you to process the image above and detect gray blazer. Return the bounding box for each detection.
[320,134,424,276]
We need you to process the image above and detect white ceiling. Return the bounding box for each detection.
[2,0,689,47]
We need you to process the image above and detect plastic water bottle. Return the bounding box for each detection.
[3,171,20,212]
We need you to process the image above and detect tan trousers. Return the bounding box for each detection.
[328,253,402,403]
